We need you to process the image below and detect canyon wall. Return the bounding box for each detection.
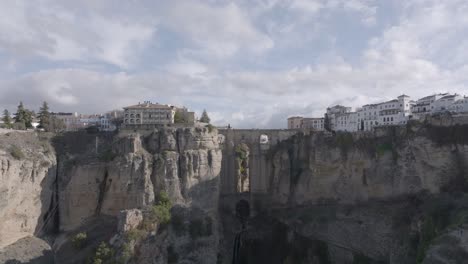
[220,124,468,208]
[219,124,468,264]
[0,132,56,248]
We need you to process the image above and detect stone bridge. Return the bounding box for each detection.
[217,129,299,215]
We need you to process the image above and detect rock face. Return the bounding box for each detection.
[3,124,468,264]
[266,125,468,206]
[55,127,223,263]
[56,128,222,232]
[0,236,54,264]
[220,124,468,264]
[0,132,56,248]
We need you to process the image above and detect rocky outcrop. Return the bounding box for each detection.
[118,209,144,233]
[136,127,223,264]
[0,132,56,248]
[0,236,54,264]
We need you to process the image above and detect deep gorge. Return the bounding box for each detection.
[1,123,468,263]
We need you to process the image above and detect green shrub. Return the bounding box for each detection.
[151,204,171,225]
[92,242,114,264]
[156,191,171,207]
[144,191,172,229]
[12,122,26,130]
[206,124,215,133]
[9,145,24,160]
[125,229,146,242]
[71,232,87,249]
[119,242,133,263]
[235,143,249,160]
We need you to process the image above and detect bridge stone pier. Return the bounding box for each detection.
[217,129,299,216]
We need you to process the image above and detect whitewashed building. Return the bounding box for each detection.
[449,97,468,113]
[433,94,464,113]
[412,93,447,117]
[334,112,359,132]
[326,105,352,131]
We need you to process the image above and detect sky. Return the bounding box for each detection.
[0,0,468,128]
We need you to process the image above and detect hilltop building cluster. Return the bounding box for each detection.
[288,93,468,132]
[51,111,123,131]
[1,101,201,132]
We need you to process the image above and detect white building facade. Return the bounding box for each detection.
[449,97,468,113]
[432,94,464,113]
[123,102,176,126]
[287,93,468,132]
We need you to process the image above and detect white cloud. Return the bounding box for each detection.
[165,1,273,58]
[0,0,156,68]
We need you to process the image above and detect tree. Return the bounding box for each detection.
[174,111,186,123]
[199,109,210,123]
[324,113,331,132]
[38,101,50,129]
[45,116,66,132]
[2,109,12,128]
[14,102,33,129]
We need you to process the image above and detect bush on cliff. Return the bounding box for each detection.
[9,145,24,160]
[91,242,114,264]
[141,191,172,231]
[71,232,87,249]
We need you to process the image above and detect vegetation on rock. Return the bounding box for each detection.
[9,145,24,160]
[14,101,34,129]
[91,242,114,264]
[71,232,87,249]
[2,109,12,128]
[199,109,211,123]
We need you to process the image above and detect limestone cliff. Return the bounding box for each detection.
[219,124,468,264]
[53,127,223,263]
[0,131,56,248]
[266,124,468,206]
